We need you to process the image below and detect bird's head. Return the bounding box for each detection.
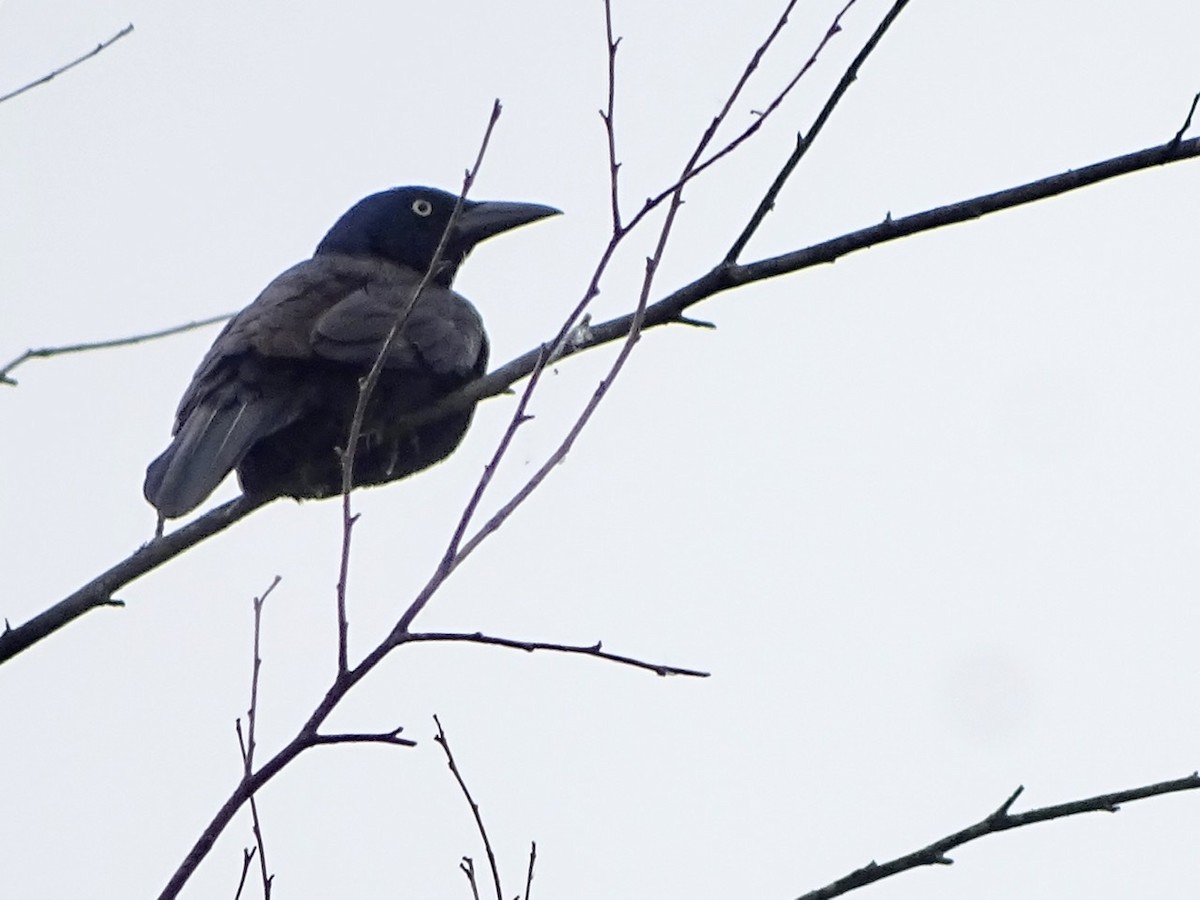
[315,186,560,285]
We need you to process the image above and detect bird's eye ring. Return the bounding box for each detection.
[411,199,434,217]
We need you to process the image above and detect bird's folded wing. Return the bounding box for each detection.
[312,282,483,377]
[144,390,300,518]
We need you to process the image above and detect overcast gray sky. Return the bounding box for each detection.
[3,1,1200,897]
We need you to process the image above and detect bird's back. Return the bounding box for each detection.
[144,255,486,516]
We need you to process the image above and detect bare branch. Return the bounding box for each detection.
[727,0,913,262]
[5,131,1199,665]
[795,773,1200,900]
[0,24,135,106]
[0,312,232,386]
[405,632,710,679]
[434,716,504,900]
[392,129,1200,439]
[0,494,268,663]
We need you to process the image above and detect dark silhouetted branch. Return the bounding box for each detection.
[406,631,710,678]
[0,494,269,663]
[0,24,134,106]
[796,773,1200,900]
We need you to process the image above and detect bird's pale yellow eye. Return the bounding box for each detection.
[411,199,434,217]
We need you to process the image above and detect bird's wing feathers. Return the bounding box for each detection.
[312,273,484,377]
[144,389,301,518]
[145,256,485,517]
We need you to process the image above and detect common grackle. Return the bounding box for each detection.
[144,186,559,519]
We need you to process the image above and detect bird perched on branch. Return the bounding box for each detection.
[144,186,559,519]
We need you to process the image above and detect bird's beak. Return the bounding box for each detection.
[453,199,561,247]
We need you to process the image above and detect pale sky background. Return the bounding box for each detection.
[3,1,1200,898]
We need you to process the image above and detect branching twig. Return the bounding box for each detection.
[0,312,232,386]
[435,716,504,900]
[235,722,273,899]
[621,0,861,238]
[796,773,1200,900]
[0,24,135,106]
[727,0,912,262]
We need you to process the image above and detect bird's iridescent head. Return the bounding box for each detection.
[315,186,559,285]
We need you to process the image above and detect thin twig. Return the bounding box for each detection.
[406,631,709,678]
[461,857,481,900]
[334,101,504,674]
[622,0,861,238]
[436,347,546,574]
[0,312,232,386]
[600,0,623,231]
[435,716,504,900]
[240,577,281,898]
[0,24,134,106]
[523,841,537,900]
[236,722,274,899]
[1172,90,1200,144]
[795,773,1200,900]
[385,129,1200,441]
[727,0,911,262]
[232,847,256,900]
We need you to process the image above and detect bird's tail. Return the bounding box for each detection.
[144,398,286,518]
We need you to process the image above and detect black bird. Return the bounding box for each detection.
[144,186,559,519]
